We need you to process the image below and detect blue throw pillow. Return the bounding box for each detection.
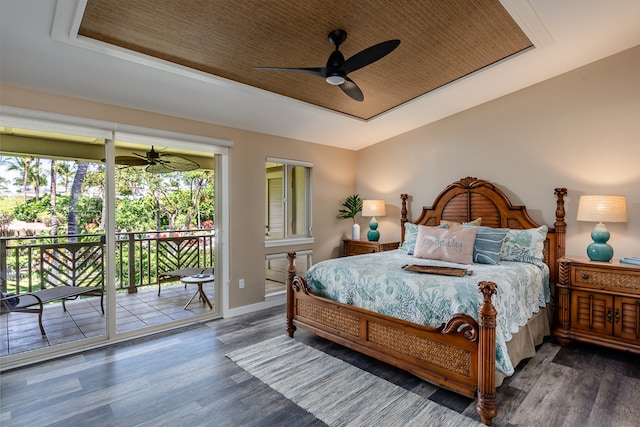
[464,225,509,265]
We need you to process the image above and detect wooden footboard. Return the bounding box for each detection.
[286,252,498,425]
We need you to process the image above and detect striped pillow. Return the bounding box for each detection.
[464,225,509,265]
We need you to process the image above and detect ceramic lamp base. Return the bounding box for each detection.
[367,217,380,241]
[587,242,614,262]
[587,222,614,262]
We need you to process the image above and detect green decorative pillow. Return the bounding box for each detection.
[403,223,447,255]
[501,225,548,267]
[413,225,477,265]
[464,225,509,265]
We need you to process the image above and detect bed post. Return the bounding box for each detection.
[286,252,297,337]
[554,188,567,260]
[400,194,408,243]
[476,281,497,426]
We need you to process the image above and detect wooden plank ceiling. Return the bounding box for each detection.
[78,0,532,120]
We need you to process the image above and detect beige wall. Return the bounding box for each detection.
[357,45,640,260]
[0,86,357,309]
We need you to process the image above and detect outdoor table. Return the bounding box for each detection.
[179,274,214,309]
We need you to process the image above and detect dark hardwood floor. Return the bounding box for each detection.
[1,304,639,427]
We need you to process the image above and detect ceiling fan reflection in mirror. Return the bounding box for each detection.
[114,146,199,174]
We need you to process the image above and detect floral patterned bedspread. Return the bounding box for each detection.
[304,249,550,375]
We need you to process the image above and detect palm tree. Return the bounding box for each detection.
[68,162,88,241]
[50,159,59,236]
[32,157,48,201]
[0,176,9,193]
[55,161,74,194]
[6,156,32,202]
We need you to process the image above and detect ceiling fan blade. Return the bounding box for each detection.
[156,155,199,171]
[114,156,148,166]
[339,78,364,102]
[254,67,326,78]
[342,39,400,75]
[145,163,174,174]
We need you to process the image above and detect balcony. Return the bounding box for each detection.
[1,228,216,355]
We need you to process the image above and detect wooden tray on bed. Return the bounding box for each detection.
[402,264,473,276]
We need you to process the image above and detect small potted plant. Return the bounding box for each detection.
[337,194,363,240]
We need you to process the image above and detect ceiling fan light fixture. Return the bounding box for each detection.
[326,74,345,85]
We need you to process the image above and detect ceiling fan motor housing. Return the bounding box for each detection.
[325,49,346,85]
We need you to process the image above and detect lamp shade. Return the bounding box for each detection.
[576,195,627,262]
[576,195,627,223]
[362,200,386,217]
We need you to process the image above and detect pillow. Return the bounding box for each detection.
[464,225,509,265]
[413,225,477,264]
[440,217,482,230]
[403,223,447,255]
[501,225,548,267]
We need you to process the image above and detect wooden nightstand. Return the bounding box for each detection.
[554,256,640,354]
[343,239,400,256]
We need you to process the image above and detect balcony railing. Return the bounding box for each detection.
[0,228,215,295]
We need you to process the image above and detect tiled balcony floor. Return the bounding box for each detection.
[0,282,216,356]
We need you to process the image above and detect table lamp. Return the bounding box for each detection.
[362,199,386,241]
[576,195,627,262]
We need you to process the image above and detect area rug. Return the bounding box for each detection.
[227,335,483,427]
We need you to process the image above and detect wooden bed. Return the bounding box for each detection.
[286,177,567,425]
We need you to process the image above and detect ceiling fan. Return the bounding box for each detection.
[114,146,199,173]
[255,29,400,102]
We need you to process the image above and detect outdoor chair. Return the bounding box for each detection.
[1,240,105,335]
[1,285,104,335]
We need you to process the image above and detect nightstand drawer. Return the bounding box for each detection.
[343,240,400,257]
[573,266,640,292]
[347,245,378,255]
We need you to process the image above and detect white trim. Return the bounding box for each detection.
[266,157,313,168]
[265,237,314,248]
[0,106,112,139]
[500,0,554,48]
[0,105,233,150]
[218,154,231,318]
[225,296,286,318]
[114,130,231,152]
[105,134,117,338]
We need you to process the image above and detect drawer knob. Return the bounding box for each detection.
[581,273,589,280]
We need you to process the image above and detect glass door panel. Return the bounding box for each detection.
[0,127,107,355]
[113,140,218,333]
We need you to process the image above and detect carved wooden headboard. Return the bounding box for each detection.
[400,177,567,282]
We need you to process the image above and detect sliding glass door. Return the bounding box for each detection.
[1,113,228,364]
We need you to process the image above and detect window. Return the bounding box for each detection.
[265,158,312,245]
[265,251,312,296]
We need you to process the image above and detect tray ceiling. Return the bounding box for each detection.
[78,0,532,120]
